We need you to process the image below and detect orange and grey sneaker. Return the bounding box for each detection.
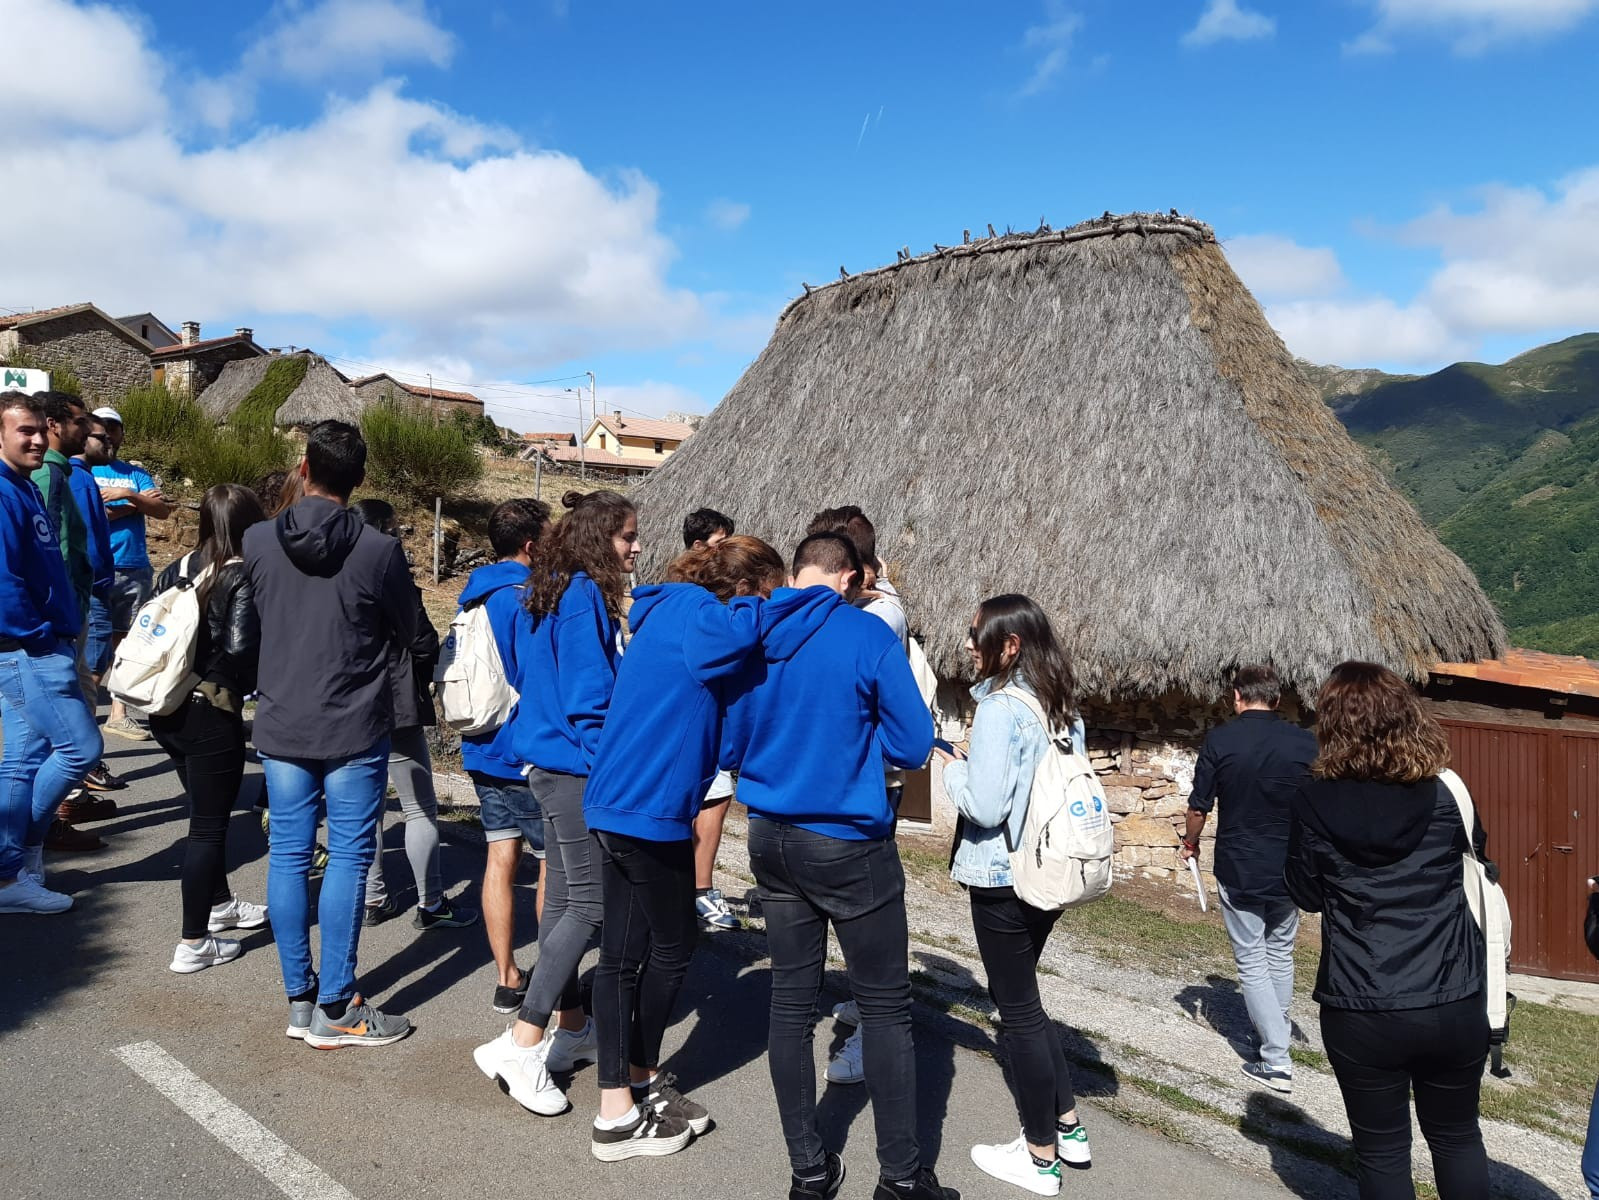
[302,995,411,1049]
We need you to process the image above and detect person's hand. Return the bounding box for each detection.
[932,745,966,764]
[1179,839,1197,862]
[99,486,136,503]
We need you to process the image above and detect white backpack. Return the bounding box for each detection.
[1439,768,1516,1075]
[434,598,518,735]
[998,687,1114,911]
[106,555,224,717]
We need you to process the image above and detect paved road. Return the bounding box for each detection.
[0,727,1297,1200]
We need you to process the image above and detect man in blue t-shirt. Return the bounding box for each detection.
[89,407,171,741]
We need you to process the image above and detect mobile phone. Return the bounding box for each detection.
[932,738,958,757]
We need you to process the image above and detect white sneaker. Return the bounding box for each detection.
[208,896,269,932]
[542,1019,598,1074]
[472,1027,570,1116]
[0,875,73,914]
[832,999,860,1026]
[1057,1121,1091,1168]
[825,1028,865,1084]
[971,1135,1062,1196]
[169,937,242,974]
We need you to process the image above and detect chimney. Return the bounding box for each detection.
[612,409,623,423]
[181,320,200,345]
[235,327,253,341]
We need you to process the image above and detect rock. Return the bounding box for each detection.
[1142,781,1178,799]
[1104,786,1143,815]
[1113,813,1178,848]
[1150,794,1188,818]
[1120,845,1150,867]
[1098,773,1147,790]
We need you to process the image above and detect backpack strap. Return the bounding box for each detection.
[1440,768,1514,1076]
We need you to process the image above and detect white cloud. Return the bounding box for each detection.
[0,0,727,373]
[0,0,168,133]
[705,199,751,232]
[1350,0,1598,53]
[1266,297,1466,366]
[1018,5,1083,97]
[1226,235,1346,300]
[1181,0,1276,47]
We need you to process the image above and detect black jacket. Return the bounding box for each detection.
[1587,892,1599,963]
[1188,710,1317,903]
[156,553,259,698]
[243,497,417,759]
[1286,775,1487,1011]
[388,579,439,731]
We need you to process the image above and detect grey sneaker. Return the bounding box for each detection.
[695,888,740,930]
[285,999,314,1040]
[105,714,150,741]
[590,1107,693,1162]
[542,1018,597,1073]
[1240,1060,1293,1093]
[412,899,480,930]
[302,995,411,1049]
[637,1071,710,1135]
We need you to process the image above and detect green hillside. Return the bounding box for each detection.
[1308,333,1599,656]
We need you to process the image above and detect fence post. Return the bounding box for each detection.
[433,496,441,584]
[534,452,542,497]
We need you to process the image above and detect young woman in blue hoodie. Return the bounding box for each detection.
[582,534,784,1161]
[474,490,637,1118]
[940,595,1088,1197]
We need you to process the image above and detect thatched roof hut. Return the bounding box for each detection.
[202,351,365,428]
[634,212,1506,702]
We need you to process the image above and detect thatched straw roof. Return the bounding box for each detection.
[634,212,1506,701]
[201,351,365,427]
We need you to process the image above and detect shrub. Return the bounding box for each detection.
[182,425,294,492]
[118,383,207,473]
[362,399,483,505]
[118,381,291,491]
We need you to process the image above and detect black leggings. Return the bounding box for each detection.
[591,830,698,1090]
[1321,996,1490,1200]
[150,696,245,940]
[969,885,1076,1147]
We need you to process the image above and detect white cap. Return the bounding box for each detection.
[91,406,123,424]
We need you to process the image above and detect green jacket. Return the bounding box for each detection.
[32,448,92,617]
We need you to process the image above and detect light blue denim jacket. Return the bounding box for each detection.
[946,676,1086,889]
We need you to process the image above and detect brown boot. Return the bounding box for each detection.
[59,793,118,823]
[44,819,105,853]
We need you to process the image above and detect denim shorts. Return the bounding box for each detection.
[474,771,545,857]
[108,566,154,633]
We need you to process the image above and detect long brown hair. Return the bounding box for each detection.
[196,484,266,570]
[524,490,635,621]
[971,594,1077,730]
[667,534,785,600]
[1312,660,1450,782]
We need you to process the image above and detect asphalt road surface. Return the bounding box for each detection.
[0,725,1297,1200]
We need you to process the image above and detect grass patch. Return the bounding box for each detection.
[1477,998,1599,1144]
[437,807,482,827]
[1288,1045,1329,1070]
[1062,892,1238,977]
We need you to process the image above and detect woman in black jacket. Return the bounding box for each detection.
[1286,661,1490,1200]
[351,500,476,931]
[153,484,268,974]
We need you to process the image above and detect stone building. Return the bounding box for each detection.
[632,212,1507,880]
[149,321,268,397]
[0,303,152,404]
[350,372,485,417]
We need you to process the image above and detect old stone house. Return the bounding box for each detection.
[150,321,268,397]
[0,303,152,404]
[350,373,485,417]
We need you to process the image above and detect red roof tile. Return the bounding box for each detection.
[0,302,96,330]
[1432,648,1599,700]
[591,413,696,442]
[150,334,264,357]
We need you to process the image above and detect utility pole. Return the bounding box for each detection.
[586,370,596,482]
[428,372,437,422]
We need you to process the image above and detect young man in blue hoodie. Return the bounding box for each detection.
[459,497,551,1015]
[724,532,953,1200]
[0,392,103,915]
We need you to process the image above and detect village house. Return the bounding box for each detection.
[204,350,365,428]
[350,372,485,418]
[0,303,152,404]
[148,321,268,398]
[537,411,696,474]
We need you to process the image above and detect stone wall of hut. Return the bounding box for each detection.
[14,314,151,405]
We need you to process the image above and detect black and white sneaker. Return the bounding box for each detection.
[491,966,529,1015]
[1240,1060,1293,1093]
[590,1108,693,1162]
[790,1150,846,1200]
[637,1071,710,1135]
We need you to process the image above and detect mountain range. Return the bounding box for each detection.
[1303,333,1599,658]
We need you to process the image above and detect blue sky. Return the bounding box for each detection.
[5,0,1598,432]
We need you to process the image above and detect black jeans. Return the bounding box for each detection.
[592,830,699,1089]
[1321,996,1490,1200]
[150,696,245,940]
[969,885,1076,1146]
[748,818,918,1181]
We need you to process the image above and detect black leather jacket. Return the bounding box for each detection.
[156,553,260,698]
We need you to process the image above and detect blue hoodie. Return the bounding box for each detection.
[508,571,621,777]
[0,458,81,646]
[723,585,933,840]
[71,458,114,597]
[456,559,536,780]
[584,584,763,842]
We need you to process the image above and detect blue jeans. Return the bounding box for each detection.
[1583,1076,1599,1200]
[263,739,390,1006]
[85,595,114,675]
[0,643,104,878]
[1217,880,1299,1070]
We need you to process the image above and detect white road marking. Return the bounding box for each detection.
[113,1040,359,1200]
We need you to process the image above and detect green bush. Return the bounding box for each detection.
[182,425,294,492]
[448,407,510,452]
[118,382,291,491]
[119,384,207,473]
[232,356,308,434]
[362,399,483,505]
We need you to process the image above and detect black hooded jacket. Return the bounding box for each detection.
[243,496,417,759]
[1286,775,1488,1011]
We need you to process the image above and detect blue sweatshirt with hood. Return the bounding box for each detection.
[508,571,621,777]
[0,458,80,646]
[723,585,933,840]
[584,584,763,842]
[457,559,536,781]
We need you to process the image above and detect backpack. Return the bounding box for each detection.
[997,686,1114,911]
[1439,768,1516,1076]
[105,554,223,717]
[434,597,518,735]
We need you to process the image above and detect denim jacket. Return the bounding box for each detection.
[946,677,1086,889]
